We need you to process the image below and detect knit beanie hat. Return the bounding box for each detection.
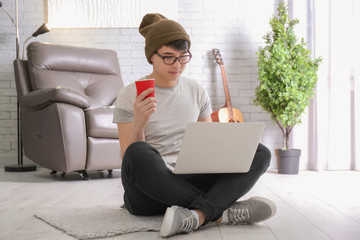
[139,13,191,64]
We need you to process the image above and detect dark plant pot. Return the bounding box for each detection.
[275,149,301,174]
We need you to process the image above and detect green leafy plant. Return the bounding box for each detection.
[254,2,321,150]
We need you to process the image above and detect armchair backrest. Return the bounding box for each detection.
[13,59,31,99]
[26,42,123,108]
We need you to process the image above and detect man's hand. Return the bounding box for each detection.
[133,88,157,130]
[117,88,157,158]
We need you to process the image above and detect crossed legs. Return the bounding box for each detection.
[121,141,271,224]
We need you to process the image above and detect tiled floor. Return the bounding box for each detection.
[0,167,359,240]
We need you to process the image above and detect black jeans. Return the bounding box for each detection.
[121,141,271,225]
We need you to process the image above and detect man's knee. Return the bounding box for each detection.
[122,141,162,171]
[122,141,150,169]
[123,141,154,159]
[252,143,271,172]
[125,141,151,156]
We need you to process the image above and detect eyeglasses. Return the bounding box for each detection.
[155,51,192,65]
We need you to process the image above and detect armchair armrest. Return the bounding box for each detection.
[21,86,90,110]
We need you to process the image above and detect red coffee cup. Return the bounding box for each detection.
[135,79,155,98]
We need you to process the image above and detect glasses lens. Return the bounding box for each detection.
[179,55,191,64]
[163,57,177,65]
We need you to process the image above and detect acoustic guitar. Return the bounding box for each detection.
[211,49,244,123]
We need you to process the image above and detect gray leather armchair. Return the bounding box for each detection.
[14,42,124,179]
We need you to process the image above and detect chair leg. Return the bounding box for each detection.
[77,170,90,180]
[108,169,113,174]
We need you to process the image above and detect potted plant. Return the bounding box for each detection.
[253,2,321,174]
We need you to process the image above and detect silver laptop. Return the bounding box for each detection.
[166,122,265,174]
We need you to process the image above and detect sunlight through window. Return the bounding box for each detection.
[47,0,178,28]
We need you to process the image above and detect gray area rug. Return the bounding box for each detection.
[35,206,163,239]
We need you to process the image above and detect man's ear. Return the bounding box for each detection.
[150,55,155,64]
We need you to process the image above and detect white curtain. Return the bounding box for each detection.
[291,0,360,170]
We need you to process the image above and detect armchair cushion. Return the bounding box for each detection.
[85,107,118,138]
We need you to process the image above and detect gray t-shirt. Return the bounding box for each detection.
[113,76,212,159]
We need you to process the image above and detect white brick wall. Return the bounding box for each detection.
[0,0,283,169]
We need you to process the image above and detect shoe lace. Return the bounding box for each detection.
[180,215,196,233]
[231,208,250,223]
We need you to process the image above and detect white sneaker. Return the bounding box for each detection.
[228,197,277,225]
[160,206,198,237]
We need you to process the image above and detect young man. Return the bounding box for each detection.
[113,13,276,238]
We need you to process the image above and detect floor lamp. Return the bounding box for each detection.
[1,1,50,172]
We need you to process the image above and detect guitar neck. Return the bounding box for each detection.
[220,65,234,119]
